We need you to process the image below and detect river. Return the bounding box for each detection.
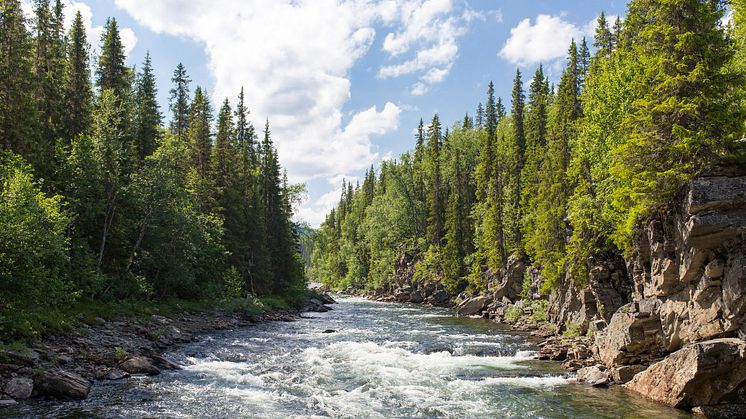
[8,296,691,418]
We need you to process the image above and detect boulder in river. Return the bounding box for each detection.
[151,355,182,370]
[624,338,746,408]
[34,370,91,399]
[457,296,491,316]
[3,377,33,399]
[118,355,161,376]
[0,399,18,408]
[576,365,610,387]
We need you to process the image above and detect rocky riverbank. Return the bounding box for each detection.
[0,293,335,408]
[343,175,746,418]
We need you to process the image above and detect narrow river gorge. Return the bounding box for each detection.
[8,297,692,418]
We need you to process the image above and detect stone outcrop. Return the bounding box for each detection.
[591,175,746,409]
[549,256,632,336]
[490,254,527,302]
[456,296,491,316]
[624,338,746,408]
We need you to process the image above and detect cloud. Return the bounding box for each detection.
[21,1,137,58]
[116,0,419,226]
[499,14,592,67]
[377,1,483,95]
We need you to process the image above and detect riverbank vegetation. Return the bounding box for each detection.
[0,0,306,340]
[310,0,746,295]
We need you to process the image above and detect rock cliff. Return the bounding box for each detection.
[594,175,746,410]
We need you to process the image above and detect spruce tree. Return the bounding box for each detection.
[0,0,39,157]
[594,11,613,57]
[169,63,191,141]
[426,114,445,246]
[475,103,484,128]
[612,0,745,243]
[96,18,129,97]
[32,0,66,173]
[510,68,525,251]
[134,52,161,160]
[62,11,93,141]
[187,87,212,179]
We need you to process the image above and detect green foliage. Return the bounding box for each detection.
[0,7,306,341]
[563,321,583,337]
[504,304,523,324]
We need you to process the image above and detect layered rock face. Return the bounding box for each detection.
[594,175,746,408]
[549,256,632,335]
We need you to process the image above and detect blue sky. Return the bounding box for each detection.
[24,0,627,226]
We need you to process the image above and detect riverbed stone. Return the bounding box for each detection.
[0,399,18,408]
[35,370,91,399]
[576,365,610,386]
[457,296,490,316]
[3,377,33,399]
[118,356,160,376]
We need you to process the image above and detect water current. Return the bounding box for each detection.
[8,296,692,418]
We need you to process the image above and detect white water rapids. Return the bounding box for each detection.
[8,296,692,418]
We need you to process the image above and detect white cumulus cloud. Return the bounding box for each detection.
[499,14,593,67]
[114,0,427,226]
[378,0,485,95]
[21,1,137,58]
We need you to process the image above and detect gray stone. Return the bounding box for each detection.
[576,365,610,387]
[0,399,18,408]
[3,377,33,400]
[118,356,160,376]
[457,296,490,316]
[35,370,91,399]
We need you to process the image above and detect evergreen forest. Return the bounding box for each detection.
[0,0,305,339]
[310,0,746,299]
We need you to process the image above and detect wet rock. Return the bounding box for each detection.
[151,355,182,370]
[118,356,160,376]
[577,365,610,386]
[409,290,424,304]
[624,338,746,408]
[322,329,336,334]
[610,364,647,384]
[35,370,91,399]
[3,377,33,400]
[318,293,336,305]
[457,296,491,316]
[0,399,18,408]
[95,368,130,380]
[427,290,452,307]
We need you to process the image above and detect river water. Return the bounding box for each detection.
[8,296,691,418]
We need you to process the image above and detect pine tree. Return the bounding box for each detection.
[169,63,191,141]
[0,0,39,157]
[134,52,161,160]
[578,38,590,90]
[62,11,92,141]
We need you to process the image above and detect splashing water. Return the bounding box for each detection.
[7,296,692,418]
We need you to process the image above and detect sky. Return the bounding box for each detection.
[22,0,628,227]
